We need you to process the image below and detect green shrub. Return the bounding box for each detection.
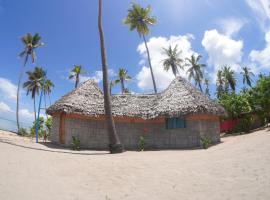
[71,136,80,151]
[19,128,29,136]
[200,137,212,149]
[234,115,253,133]
[138,136,146,151]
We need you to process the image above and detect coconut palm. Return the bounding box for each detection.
[17,33,43,133]
[23,67,46,123]
[204,79,210,97]
[241,67,254,88]
[124,3,157,93]
[98,0,124,153]
[186,54,206,92]
[115,68,132,94]
[43,79,54,117]
[162,45,183,77]
[68,65,85,88]
[216,70,224,99]
[222,66,236,92]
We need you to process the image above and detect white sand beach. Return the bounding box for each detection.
[0,129,270,200]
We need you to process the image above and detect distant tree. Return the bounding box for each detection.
[204,79,210,97]
[162,45,183,77]
[23,67,46,123]
[222,66,236,92]
[186,54,206,92]
[241,67,254,88]
[109,80,116,95]
[98,0,124,153]
[68,65,85,88]
[17,33,43,133]
[216,70,224,99]
[43,79,54,117]
[124,3,157,93]
[115,68,132,94]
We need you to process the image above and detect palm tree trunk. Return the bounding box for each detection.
[44,94,48,118]
[75,74,79,88]
[48,94,52,106]
[142,34,157,93]
[121,78,125,94]
[33,95,36,123]
[16,55,28,134]
[98,0,124,153]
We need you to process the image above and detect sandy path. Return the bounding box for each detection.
[0,129,270,200]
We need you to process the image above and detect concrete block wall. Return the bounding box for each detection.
[50,115,221,150]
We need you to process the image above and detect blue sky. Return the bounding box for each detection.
[0,0,269,131]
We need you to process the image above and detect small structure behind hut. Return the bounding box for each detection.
[47,77,226,150]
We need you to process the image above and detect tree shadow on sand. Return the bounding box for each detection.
[0,138,109,156]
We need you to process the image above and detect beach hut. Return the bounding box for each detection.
[47,77,226,149]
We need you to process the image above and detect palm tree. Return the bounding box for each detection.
[98,0,124,153]
[43,79,54,117]
[241,67,254,88]
[216,70,224,99]
[204,79,210,97]
[162,45,183,77]
[124,3,157,93]
[68,65,85,88]
[186,54,206,92]
[17,33,43,133]
[23,67,46,123]
[110,80,116,95]
[222,66,236,92]
[115,68,132,94]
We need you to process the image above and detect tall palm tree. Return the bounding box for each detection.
[23,67,46,123]
[43,79,54,117]
[124,3,157,93]
[115,68,132,94]
[17,33,43,133]
[68,65,85,88]
[204,79,210,97]
[98,0,124,153]
[222,66,236,92]
[241,67,254,88]
[162,45,183,77]
[186,54,206,92]
[216,70,224,99]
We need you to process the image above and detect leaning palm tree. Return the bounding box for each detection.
[124,3,157,93]
[162,45,183,77]
[98,0,124,153]
[241,67,254,88]
[222,66,236,92]
[17,33,43,133]
[68,65,85,88]
[115,68,132,94]
[186,54,206,92]
[23,67,46,123]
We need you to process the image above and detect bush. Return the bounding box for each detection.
[138,136,146,151]
[71,136,80,151]
[19,128,29,136]
[234,115,253,133]
[200,137,212,149]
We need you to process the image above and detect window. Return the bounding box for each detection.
[166,118,186,129]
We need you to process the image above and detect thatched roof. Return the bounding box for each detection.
[47,77,226,119]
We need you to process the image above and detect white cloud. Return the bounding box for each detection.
[202,29,243,81]
[136,34,197,91]
[0,77,17,100]
[249,30,270,69]
[246,0,270,31]
[80,69,116,84]
[217,18,247,36]
[19,108,34,119]
[0,101,12,113]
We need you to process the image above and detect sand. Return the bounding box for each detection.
[0,129,270,200]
